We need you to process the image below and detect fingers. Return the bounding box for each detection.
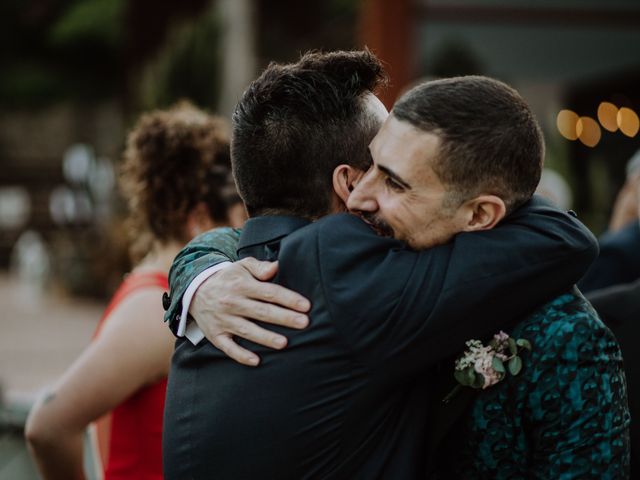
[227,297,309,328]
[212,334,260,367]
[241,278,311,313]
[209,315,292,366]
[238,257,279,281]
[225,315,289,350]
[218,258,311,312]
[191,258,312,366]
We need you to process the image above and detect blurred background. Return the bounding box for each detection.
[1,0,639,477]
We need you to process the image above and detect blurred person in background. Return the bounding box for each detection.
[585,150,640,472]
[579,149,640,292]
[535,168,573,211]
[607,150,640,233]
[588,277,640,473]
[25,103,235,480]
[223,188,248,228]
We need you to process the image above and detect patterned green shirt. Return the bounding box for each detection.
[436,289,630,479]
[164,227,241,330]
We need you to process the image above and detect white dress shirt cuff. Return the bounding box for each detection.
[177,262,232,344]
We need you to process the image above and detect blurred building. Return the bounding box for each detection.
[361,0,640,229]
[0,0,639,293]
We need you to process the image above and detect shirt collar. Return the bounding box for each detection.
[238,216,311,254]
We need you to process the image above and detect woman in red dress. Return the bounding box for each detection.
[26,103,241,479]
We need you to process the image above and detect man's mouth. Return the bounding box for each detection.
[359,212,394,238]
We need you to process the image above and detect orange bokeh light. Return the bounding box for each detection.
[557,110,579,141]
[617,108,640,137]
[576,116,601,147]
[597,102,618,132]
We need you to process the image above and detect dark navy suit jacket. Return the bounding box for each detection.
[163,197,597,480]
[589,279,640,473]
[579,220,640,293]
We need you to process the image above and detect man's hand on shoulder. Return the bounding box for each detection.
[191,257,311,366]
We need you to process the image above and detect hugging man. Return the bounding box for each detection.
[163,51,628,479]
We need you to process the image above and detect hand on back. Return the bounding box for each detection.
[190,257,310,366]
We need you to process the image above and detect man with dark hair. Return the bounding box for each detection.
[345,78,629,478]
[231,50,383,219]
[161,52,622,479]
[348,76,544,250]
[391,76,542,214]
[579,150,640,293]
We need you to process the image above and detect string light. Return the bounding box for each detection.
[597,102,618,132]
[576,116,601,147]
[556,110,579,141]
[617,108,639,137]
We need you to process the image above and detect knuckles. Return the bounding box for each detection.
[217,294,236,309]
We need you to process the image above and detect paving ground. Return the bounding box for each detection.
[0,273,105,405]
[0,273,105,479]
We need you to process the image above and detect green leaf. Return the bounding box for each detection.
[454,367,475,387]
[507,338,517,355]
[50,0,125,49]
[472,372,485,389]
[516,338,532,351]
[464,367,477,387]
[454,369,469,386]
[492,356,505,374]
[508,356,523,376]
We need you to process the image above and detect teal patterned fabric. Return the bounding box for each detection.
[164,227,241,327]
[443,289,630,479]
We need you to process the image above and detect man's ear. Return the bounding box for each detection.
[461,195,506,232]
[332,164,362,204]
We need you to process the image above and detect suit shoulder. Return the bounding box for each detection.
[517,291,619,362]
[600,221,640,250]
[281,213,402,252]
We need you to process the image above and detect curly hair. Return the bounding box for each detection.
[120,102,232,261]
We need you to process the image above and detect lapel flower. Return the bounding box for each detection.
[443,331,531,403]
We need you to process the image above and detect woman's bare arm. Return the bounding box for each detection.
[25,287,174,480]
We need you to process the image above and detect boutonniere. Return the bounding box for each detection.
[443,331,531,403]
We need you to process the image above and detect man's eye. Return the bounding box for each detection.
[385,177,404,191]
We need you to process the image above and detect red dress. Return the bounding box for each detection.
[93,271,169,480]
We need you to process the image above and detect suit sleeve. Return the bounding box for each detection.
[279,196,598,371]
[164,227,241,334]
[578,221,640,293]
[578,242,625,293]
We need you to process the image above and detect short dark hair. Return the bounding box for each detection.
[231,50,387,219]
[393,76,544,213]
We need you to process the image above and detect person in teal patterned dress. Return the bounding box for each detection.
[428,288,630,479]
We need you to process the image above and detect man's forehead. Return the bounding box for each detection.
[371,116,441,171]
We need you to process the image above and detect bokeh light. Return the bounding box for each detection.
[63,144,95,185]
[556,110,579,141]
[617,107,640,137]
[576,116,601,147]
[597,102,619,132]
[0,187,30,230]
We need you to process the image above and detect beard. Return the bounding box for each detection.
[358,211,395,238]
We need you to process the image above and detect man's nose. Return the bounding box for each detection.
[347,177,378,213]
